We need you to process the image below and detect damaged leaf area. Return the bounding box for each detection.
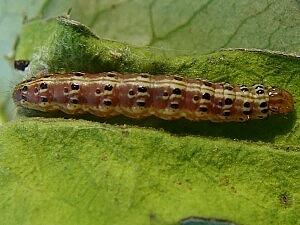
[1,15,299,225]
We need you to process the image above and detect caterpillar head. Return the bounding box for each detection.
[12,78,48,110]
[268,87,294,114]
[12,82,30,106]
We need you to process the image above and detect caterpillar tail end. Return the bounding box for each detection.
[268,87,294,114]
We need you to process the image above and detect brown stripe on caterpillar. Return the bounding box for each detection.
[12,72,294,122]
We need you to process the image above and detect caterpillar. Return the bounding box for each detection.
[12,72,294,122]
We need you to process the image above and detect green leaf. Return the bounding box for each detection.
[1,16,299,225]
[1,0,300,224]
[0,118,299,225]
[40,0,300,54]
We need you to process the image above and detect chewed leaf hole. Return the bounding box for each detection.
[180,217,237,225]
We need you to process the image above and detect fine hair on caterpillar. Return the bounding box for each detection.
[12,71,294,123]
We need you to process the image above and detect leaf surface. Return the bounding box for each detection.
[1,1,300,225]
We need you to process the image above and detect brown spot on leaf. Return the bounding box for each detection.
[279,193,292,207]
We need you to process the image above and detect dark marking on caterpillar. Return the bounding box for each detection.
[70,98,79,104]
[71,83,80,90]
[203,80,212,87]
[193,95,199,101]
[244,102,250,108]
[223,111,230,117]
[202,93,211,100]
[72,72,85,76]
[199,106,208,112]
[137,100,146,107]
[12,72,294,122]
[173,76,183,81]
[170,102,179,109]
[103,99,112,106]
[172,88,182,95]
[22,86,28,92]
[138,86,147,93]
[40,82,48,89]
[104,84,113,91]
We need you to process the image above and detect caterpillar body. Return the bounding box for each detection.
[13,72,294,122]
